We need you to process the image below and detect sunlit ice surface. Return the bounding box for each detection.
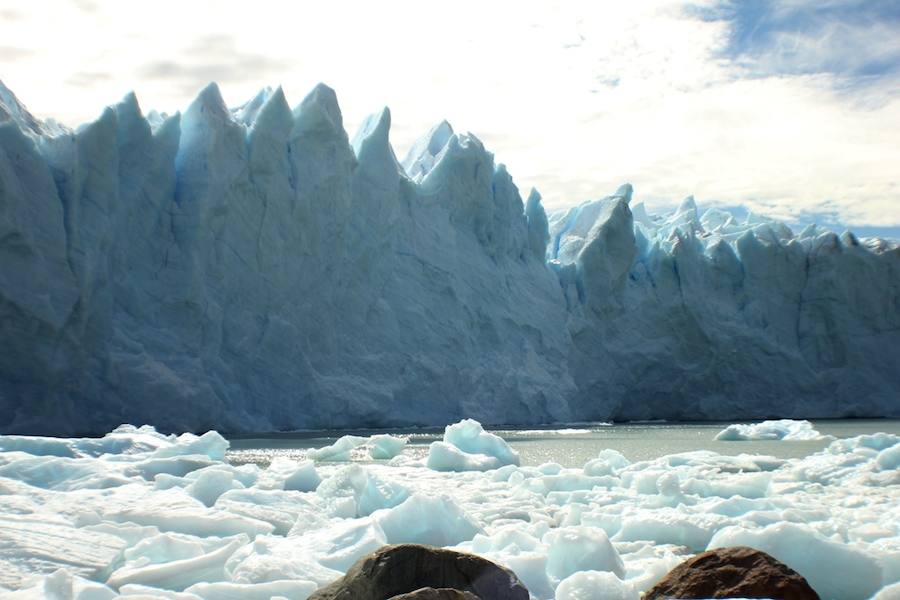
[1,419,898,599]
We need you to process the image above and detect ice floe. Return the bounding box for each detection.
[0,420,897,599]
[715,419,831,441]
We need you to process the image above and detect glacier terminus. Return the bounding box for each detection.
[0,81,898,435]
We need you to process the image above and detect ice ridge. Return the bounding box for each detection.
[0,83,898,434]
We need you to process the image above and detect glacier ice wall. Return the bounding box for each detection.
[0,81,898,434]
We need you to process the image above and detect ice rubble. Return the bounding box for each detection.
[0,421,898,599]
[1,80,898,435]
[715,419,831,441]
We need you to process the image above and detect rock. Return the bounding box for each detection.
[643,546,820,599]
[389,588,480,600]
[307,544,529,600]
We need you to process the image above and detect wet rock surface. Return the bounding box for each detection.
[643,546,820,599]
[388,588,481,600]
[307,544,529,600]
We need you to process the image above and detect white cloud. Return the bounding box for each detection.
[0,0,896,227]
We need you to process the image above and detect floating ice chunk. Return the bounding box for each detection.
[0,435,78,457]
[0,453,132,490]
[715,419,829,441]
[107,535,248,591]
[427,420,519,471]
[469,527,545,554]
[284,517,387,573]
[0,515,127,590]
[457,525,554,597]
[375,494,484,546]
[224,519,386,583]
[220,464,260,488]
[185,468,245,507]
[0,425,174,459]
[309,435,368,462]
[621,469,668,495]
[615,508,730,551]
[538,462,564,475]
[0,569,117,599]
[554,570,637,600]
[426,441,503,472]
[121,532,238,567]
[680,471,772,499]
[117,583,202,598]
[151,431,229,461]
[368,434,406,459]
[184,579,317,600]
[583,450,630,476]
[82,521,162,548]
[281,462,321,492]
[444,419,519,464]
[225,536,342,587]
[654,472,681,497]
[106,489,274,537]
[258,457,320,492]
[522,473,619,495]
[708,522,883,600]
[127,456,219,480]
[876,444,900,471]
[315,464,409,517]
[827,432,899,455]
[218,488,326,536]
[544,526,626,583]
[492,551,555,600]
[154,473,190,491]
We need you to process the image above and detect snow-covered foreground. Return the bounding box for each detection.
[0,421,898,600]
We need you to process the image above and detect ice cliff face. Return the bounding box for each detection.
[1,81,898,434]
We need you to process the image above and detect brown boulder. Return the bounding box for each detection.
[308,544,529,600]
[388,588,481,600]
[643,546,819,599]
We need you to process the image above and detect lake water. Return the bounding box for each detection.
[227,419,900,467]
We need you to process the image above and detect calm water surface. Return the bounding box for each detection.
[227,419,900,468]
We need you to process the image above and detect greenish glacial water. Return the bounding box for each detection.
[227,419,900,468]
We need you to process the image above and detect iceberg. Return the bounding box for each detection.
[0,80,898,434]
[427,418,521,472]
[715,419,830,441]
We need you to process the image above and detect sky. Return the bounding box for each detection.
[1,0,898,237]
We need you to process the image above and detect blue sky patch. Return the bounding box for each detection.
[691,0,900,80]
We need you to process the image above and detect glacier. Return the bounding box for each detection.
[0,80,898,435]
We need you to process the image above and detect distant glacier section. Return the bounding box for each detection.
[0,81,898,435]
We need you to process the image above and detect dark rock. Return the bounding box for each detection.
[643,546,820,599]
[388,587,480,600]
[307,544,529,600]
